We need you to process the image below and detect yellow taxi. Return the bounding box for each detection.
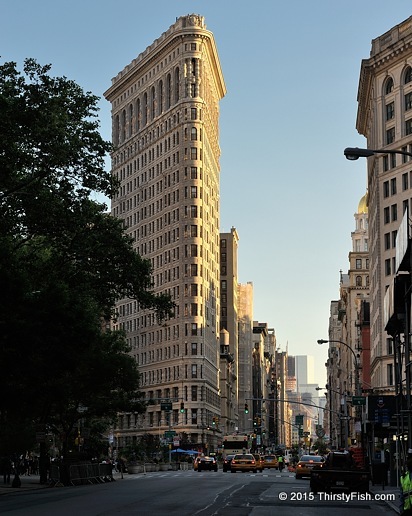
[253,454,264,472]
[262,455,279,469]
[230,453,257,473]
[295,454,325,479]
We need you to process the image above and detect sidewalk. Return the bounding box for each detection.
[369,483,400,514]
[0,474,46,495]
[0,471,125,496]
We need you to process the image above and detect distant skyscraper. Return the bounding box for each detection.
[104,14,226,450]
[295,355,315,388]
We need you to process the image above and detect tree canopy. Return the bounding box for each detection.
[0,59,174,457]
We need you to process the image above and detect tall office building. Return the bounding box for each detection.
[104,14,226,450]
[355,16,412,391]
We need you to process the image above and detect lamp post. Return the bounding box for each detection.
[318,339,362,450]
[345,145,412,458]
[317,385,348,450]
[318,339,361,397]
[344,147,412,160]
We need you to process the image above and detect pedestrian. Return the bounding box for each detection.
[400,456,412,515]
[277,455,284,472]
[2,456,12,484]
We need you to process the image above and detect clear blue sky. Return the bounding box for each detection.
[2,1,412,386]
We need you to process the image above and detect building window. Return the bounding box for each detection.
[191,343,197,356]
[384,206,390,224]
[385,258,391,276]
[386,127,395,144]
[391,178,397,195]
[386,102,395,120]
[191,408,197,424]
[191,108,197,120]
[392,231,397,248]
[221,266,227,275]
[356,276,362,286]
[191,364,197,378]
[387,363,394,386]
[191,323,197,336]
[405,66,412,84]
[191,225,197,237]
[191,284,198,296]
[406,92,412,111]
[221,280,227,291]
[385,77,394,94]
[406,119,412,136]
[403,172,409,191]
[383,155,389,171]
[191,127,197,140]
[391,153,396,169]
[383,181,389,198]
[391,204,398,222]
[190,147,198,160]
[191,385,197,401]
[387,338,394,355]
[190,186,197,198]
[356,258,362,269]
[384,233,391,250]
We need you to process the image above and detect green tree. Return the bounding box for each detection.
[0,59,174,474]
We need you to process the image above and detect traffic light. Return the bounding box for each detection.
[253,418,257,427]
[257,417,261,426]
[244,403,249,414]
[212,416,216,426]
[180,402,185,413]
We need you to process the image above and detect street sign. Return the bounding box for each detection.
[316,427,326,438]
[161,402,172,411]
[351,396,366,406]
[164,430,176,438]
[295,415,304,425]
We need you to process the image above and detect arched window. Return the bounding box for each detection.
[158,80,163,115]
[191,127,197,140]
[151,87,156,120]
[128,103,134,138]
[405,66,412,84]
[174,67,180,104]
[136,98,141,131]
[143,92,148,126]
[385,77,394,95]
[166,74,171,109]
[356,276,362,287]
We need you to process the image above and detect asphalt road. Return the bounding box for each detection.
[0,469,399,515]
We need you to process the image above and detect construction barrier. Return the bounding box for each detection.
[48,462,114,486]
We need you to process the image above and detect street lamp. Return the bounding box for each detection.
[317,385,350,450]
[317,339,361,397]
[344,147,412,160]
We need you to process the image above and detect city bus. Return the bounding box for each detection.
[222,434,250,458]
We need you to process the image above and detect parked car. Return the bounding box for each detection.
[253,454,264,472]
[197,456,218,472]
[295,454,325,479]
[262,455,279,469]
[231,453,257,473]
[223,454,235,472]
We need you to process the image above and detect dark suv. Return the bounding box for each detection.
[197,456,218,472]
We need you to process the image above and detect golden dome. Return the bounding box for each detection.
[358,192,368,214]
